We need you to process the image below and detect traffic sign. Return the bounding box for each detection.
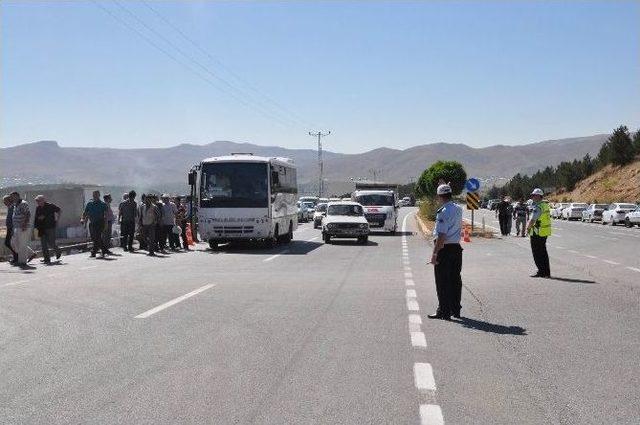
[465,178,480,192]
[466,192,480,210]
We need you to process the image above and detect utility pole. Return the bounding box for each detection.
[308,130,331,197]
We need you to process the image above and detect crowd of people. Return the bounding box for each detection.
[495,197,530,237]
[3,190,194,268]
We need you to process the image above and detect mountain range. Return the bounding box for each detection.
[0,135,608,194]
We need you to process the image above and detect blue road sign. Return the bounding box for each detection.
[466,178,480,192]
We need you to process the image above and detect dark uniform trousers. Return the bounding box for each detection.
[530,234,550,276]
[434,243,463,315]
[89,219,107,255]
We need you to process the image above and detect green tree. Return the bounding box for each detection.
[633,130,640,155]
[599,125,635,166]
[416,160,467,197]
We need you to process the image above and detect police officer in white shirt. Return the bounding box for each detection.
[429,183,463,320]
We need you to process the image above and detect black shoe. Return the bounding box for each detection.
[530,273,544,278]
[55,252,61,259]
[427,312,451,320]
[452,311,461,319]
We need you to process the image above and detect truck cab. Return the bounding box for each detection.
[352,185,398,234]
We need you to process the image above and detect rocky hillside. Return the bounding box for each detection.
[552,159,640,203]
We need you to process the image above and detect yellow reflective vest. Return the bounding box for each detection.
[530,200,552,237]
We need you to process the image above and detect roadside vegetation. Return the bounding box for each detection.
[490,125,640,200]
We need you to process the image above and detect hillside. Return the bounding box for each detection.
[552,159,640,203]
[0,135,607,194]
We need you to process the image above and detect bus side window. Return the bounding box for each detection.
[271,170,280,190]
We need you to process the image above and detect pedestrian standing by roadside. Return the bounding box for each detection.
[496,197,512,236]
[137,194,148,250]
[103,194,115,255]
[3,195,18,264]
[175,196,189,250]
[119,190,138,251]
[10,191,36,267]
[154,195,165,253]
[160,194,178,251]
[140,195,159,256]
[428,183,463,321]
[33,195,62,264]
[527,188,552,278]
[81,190,108,258]
[513,198,529,237]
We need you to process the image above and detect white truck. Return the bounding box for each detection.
[351,182,399,234]
[189,153,298,249]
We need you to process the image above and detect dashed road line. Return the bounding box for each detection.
[1,279,32,288]
[263,250,289,262]
[405,279,415,286]
[626,267,640,273]
[406,289,417,298]
[420,404,445,425]
[411,331,427,348]
[603,259,620,265]
[414,362,437,391]
[407,298,420,311]
[134,284,215,319]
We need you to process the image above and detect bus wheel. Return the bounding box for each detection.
[282,222,293,243]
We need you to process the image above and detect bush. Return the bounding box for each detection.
[418,197,439,222]
[416,160,467,197]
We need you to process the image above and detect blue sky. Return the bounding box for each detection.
[1,1,638,153]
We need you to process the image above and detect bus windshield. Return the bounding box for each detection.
[200,162,268,208]
[355,194,394,206]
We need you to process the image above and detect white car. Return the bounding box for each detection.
[581,204,608,222]
[602,203,638,226]
[551,203,569,219]
[322,201,370,244]
[561,203,588,220]
[313,202,327,229]
[624,206,640,228]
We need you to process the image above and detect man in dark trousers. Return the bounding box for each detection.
[527,188,552,278]
[3,195,18,264]
[496,197,513,236]
[513,198,529,237]
[428,183,463,320]
[34,195,62,264]
[119,190,138,251]
[81,190,108,258]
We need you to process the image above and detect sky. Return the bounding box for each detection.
[1,0,638,153]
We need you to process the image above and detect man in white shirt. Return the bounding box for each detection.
[160,194,178,251]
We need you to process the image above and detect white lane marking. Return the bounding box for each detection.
[404,272,413,279]
[603,259,620,265]
[414,363,436,391]
[409,313,422,325]
[568,250,579,254]
[411,331,427,348]
[555,246,565,249]
[1,279,32,288]
[404,266,411,272]
[263,250,289,262]
[79,265,98,270]
[405,279,415,286]
[584,254,598,259]
[306,236,319,242]
[420,404,444,425]
[552,234,562,238]
[407,299,420,311]
[626,267,640,273]
[134,284,215,319]
[406,289,417,298]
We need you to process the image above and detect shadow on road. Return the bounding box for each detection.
[547,276,597,284]
[455,317,527,336]
[371,231,414,237]
[204,240,323,255]
[328,240,379,246]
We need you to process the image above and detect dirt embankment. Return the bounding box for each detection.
[551,159,640,203]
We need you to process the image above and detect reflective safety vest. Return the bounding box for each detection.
[530,200,552,237]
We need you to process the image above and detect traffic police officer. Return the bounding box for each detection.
[526,188,552,278]
[429,183,463,320]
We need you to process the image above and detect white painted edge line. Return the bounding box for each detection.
[409,313,422,325]
[134,284,215,319]
[414,362,436,391]
[411,331,427,348]
[406,289,417,298]
[626,267,640,273]
[404,272,413,279]
[405,279,415,286]
[420,404,444,425]
[407,299,420,311]
[306,236,319,242]
[584,254,598,259]
[263,250,289,262]
[603,259,620,265]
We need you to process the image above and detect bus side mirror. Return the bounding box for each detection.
[188,171,196,186]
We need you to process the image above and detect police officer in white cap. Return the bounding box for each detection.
[526,188,552,277]
[428,183,463,320]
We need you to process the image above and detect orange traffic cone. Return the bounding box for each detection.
[462,226,471,243]
[186,223,195,246]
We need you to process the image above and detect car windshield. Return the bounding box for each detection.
[595,204,609,209]
[355,194,394,206]
[316,203,327,212]
[572,204,588,209]
[618,204,637,209]
[328,204,363,216]
[200,162,268,208]
[302,202,315,209]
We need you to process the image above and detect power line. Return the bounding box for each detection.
[92,0,299,128]
[309,130,331,198]
[140,0,316,129]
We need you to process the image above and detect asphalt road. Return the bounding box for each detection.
[1,207,638,424]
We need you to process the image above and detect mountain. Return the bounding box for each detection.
[0,135,608,194]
